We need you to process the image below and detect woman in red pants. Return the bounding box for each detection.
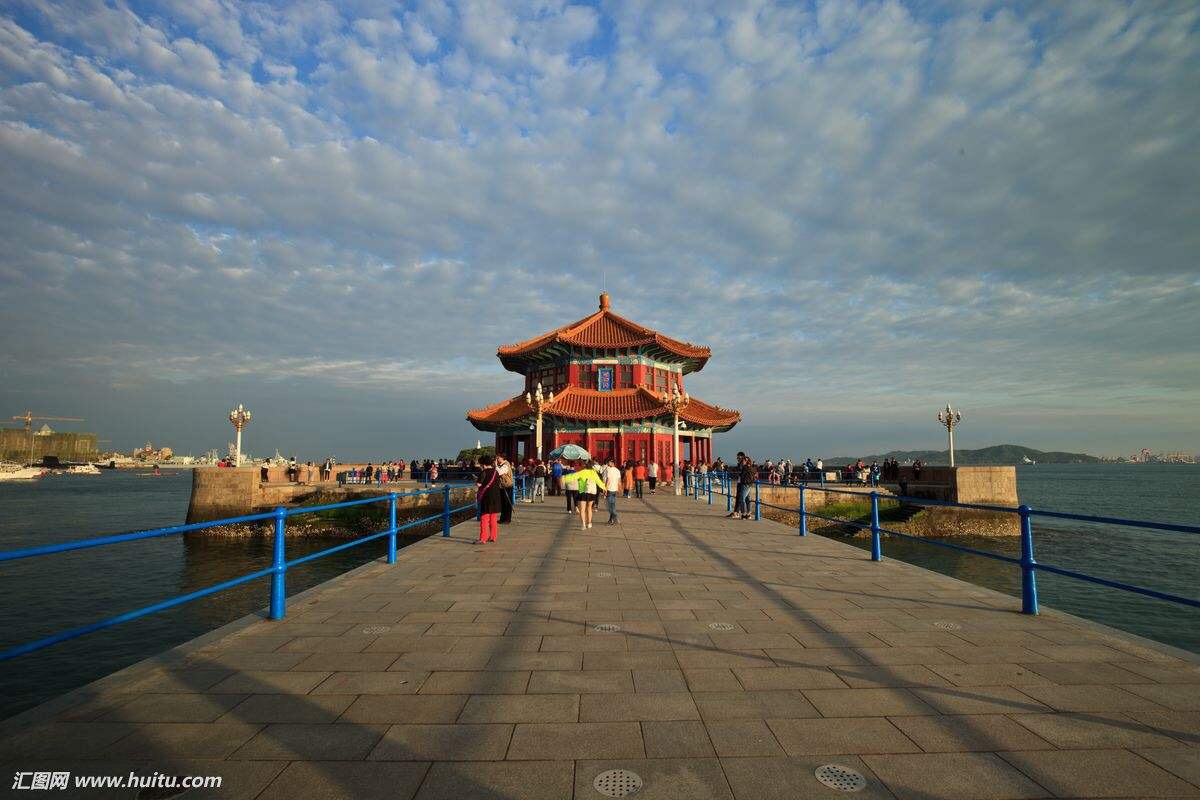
[475,454,504,544]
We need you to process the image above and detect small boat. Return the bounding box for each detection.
[1022,456,1037,465]
[67,464,102,475]
[0,463,46,481]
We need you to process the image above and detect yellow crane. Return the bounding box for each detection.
[9,412,85,466]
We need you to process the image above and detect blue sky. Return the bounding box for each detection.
[1,0,1197,461]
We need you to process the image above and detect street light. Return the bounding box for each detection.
[662,388,690,495]
[229,404,252,467]
[526,383,552,462]
[937,403,963,467]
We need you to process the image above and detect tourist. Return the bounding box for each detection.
[622,460,634,498]
[475,454,503,545]
[532,460,546,502]
[663,461,672,489]
[429,462,439,484]
[563,461,605,530]
[260,461,269,483]
[564,460,579,514]
[913,459,923,480]
[495,454,514,524]
[634,460,646,499]
[603,458,622,524]
[732,453,755,519]
[647,459,658,493]
[551,458,564,496]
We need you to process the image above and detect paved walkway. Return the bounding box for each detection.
[3,493,1198,799]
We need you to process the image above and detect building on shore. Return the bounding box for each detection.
[0,426,98,464]
[468,293,740,465]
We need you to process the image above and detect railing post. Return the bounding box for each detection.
[754,481,761,521]
[726,476,732,513]
[269,506,287,620]
[511,477,518,506]
[870,492,882,562]
[707,474,712,505]
[387,492,398,564]
[1019,505,1039,614]
[799,484,808,537]
[442,485,452,538]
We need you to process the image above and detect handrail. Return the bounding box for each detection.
[698,471,1199,615]
[0,483,481,661]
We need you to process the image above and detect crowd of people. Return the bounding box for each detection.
[248,447,923,545]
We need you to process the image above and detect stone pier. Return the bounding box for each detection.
[2,492,1197,799]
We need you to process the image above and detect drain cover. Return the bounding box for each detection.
[932,621,962,631]
[593,768,643,797]
[814,764,866,792]
[593,623,622,633]
[708,622,736,631]
[361,625,391,634]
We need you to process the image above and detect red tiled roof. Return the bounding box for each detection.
[467,386,741,431]
[497,294,711,368]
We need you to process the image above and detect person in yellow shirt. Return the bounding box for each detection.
[561,462,606,530]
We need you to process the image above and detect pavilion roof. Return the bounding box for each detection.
[497,293,711,373]
[466,385,741,432]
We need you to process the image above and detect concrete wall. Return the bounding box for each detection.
[893,465,1017,505]
[187,467,475,524]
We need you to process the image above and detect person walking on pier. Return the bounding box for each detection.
[475,454,503,544]
[562,462,604,530]
[551,458,564,496]
[648,459,658,493]
[495,453,514,524]
[603,458,622,524]
[532,460,546,502]
[564,464,579,515]
[622,460,634,498]
[634,460,646,499]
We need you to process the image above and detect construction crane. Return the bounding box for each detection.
[9,412,85,466]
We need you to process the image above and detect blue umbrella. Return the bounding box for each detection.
[548,444,591,461]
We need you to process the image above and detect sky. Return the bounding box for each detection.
[1,0,1197,462]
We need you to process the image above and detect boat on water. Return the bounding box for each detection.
[1022,456,1037,465]
[66,464,102,475]
[0,462,46,481]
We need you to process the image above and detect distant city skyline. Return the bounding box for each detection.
[1,1,1197,460]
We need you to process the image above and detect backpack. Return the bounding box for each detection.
[499,468,514,488]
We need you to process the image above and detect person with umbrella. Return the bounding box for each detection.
[562,460,606,530]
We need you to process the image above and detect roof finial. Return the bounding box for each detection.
[599,292,610,311]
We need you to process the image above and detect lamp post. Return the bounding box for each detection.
[937,403,963,467]
[662,388,690,495]
[526,383,552,462]
[229,404,252,467]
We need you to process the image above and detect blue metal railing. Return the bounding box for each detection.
[0,485,480,661]
[698,471,1199,616]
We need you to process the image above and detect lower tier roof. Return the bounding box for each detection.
[467,385,740,433]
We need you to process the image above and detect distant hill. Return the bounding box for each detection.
[836,444,1103,466]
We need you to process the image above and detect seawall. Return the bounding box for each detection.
[186,467,475,525]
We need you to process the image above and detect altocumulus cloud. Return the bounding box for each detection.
[0,0,1197,459]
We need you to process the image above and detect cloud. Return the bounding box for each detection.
[0,0,1197,459]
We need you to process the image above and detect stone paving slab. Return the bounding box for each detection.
[1,492,1198,798]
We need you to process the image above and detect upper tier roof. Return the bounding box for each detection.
[497,293,711,373]
[466,385,741,433]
